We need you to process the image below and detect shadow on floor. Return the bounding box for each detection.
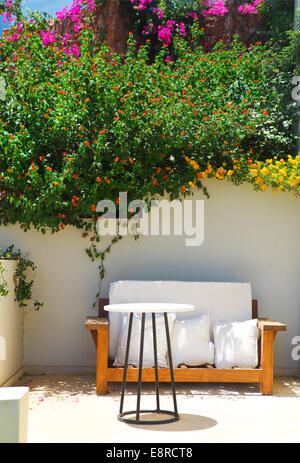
[15,374,300,399]
[122,413,218,432]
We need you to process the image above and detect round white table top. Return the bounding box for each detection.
[104,303,195,313]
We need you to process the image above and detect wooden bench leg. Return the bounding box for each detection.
[260,330,275,395]
[96,328,109,395]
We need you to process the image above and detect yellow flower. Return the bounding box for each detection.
[260,185,267,191]
[216,168,225,179]
[250,169,258,177]
[260,167,270,176]
[190,160,199,169]
[206,163,213,174]
[278,168,287,177]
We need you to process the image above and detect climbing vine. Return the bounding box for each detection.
[0,245,43,310]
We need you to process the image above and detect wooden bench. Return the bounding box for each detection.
[85,298,286,396]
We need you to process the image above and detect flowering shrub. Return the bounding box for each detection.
[0,8,298,236]
[0,0,297,237]
[186,156,300,194]
[121,0,293,62]
[0,0,297,302]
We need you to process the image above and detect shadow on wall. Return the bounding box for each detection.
[0,336,5,361]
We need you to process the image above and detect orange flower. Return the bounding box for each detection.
[114,157,119,162]
[91,204,96,211]
[129,158,134,164]
[84,141,90,146]
[53,181,59,186]
[181,186,186,193]
[96,177,102,183]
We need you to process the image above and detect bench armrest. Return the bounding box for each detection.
[85,317,109,331]
[258,318,286,394]
[85,317,109,394]
[258,318,287,332]
[85,317,109,352]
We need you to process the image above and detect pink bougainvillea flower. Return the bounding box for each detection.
[177,22,186,37]
[56,0,96,33]
[2,11,15,24]
[64,44,81,57]
[202,0,228,17]
[153,7,164,19]
[165,55,174,64]
[238,3,258,15]
[158,26,172,44]
[187,12,198,20]
[238,0,265,15]
[41,30,57,45]
[61,33,71,45]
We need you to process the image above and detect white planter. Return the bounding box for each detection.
[0,260,24,386]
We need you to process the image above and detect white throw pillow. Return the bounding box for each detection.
[171,315,215,367]
[114,312,176,368]
[213,319,258,369]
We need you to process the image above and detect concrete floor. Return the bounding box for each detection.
[15,374,300,443]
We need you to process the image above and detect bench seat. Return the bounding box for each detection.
[85,281,286,395]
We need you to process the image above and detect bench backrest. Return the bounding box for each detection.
[105,280,254,360]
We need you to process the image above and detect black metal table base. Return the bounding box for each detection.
[119,312,179,425]
[118,409,179,425]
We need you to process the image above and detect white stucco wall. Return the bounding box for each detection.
[0,179,299,375]
[0,261,24,385]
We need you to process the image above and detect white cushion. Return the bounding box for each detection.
[171,315,215,367]
[108,280,252,359]
[213,319,259,369]
[114,312,176,368]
